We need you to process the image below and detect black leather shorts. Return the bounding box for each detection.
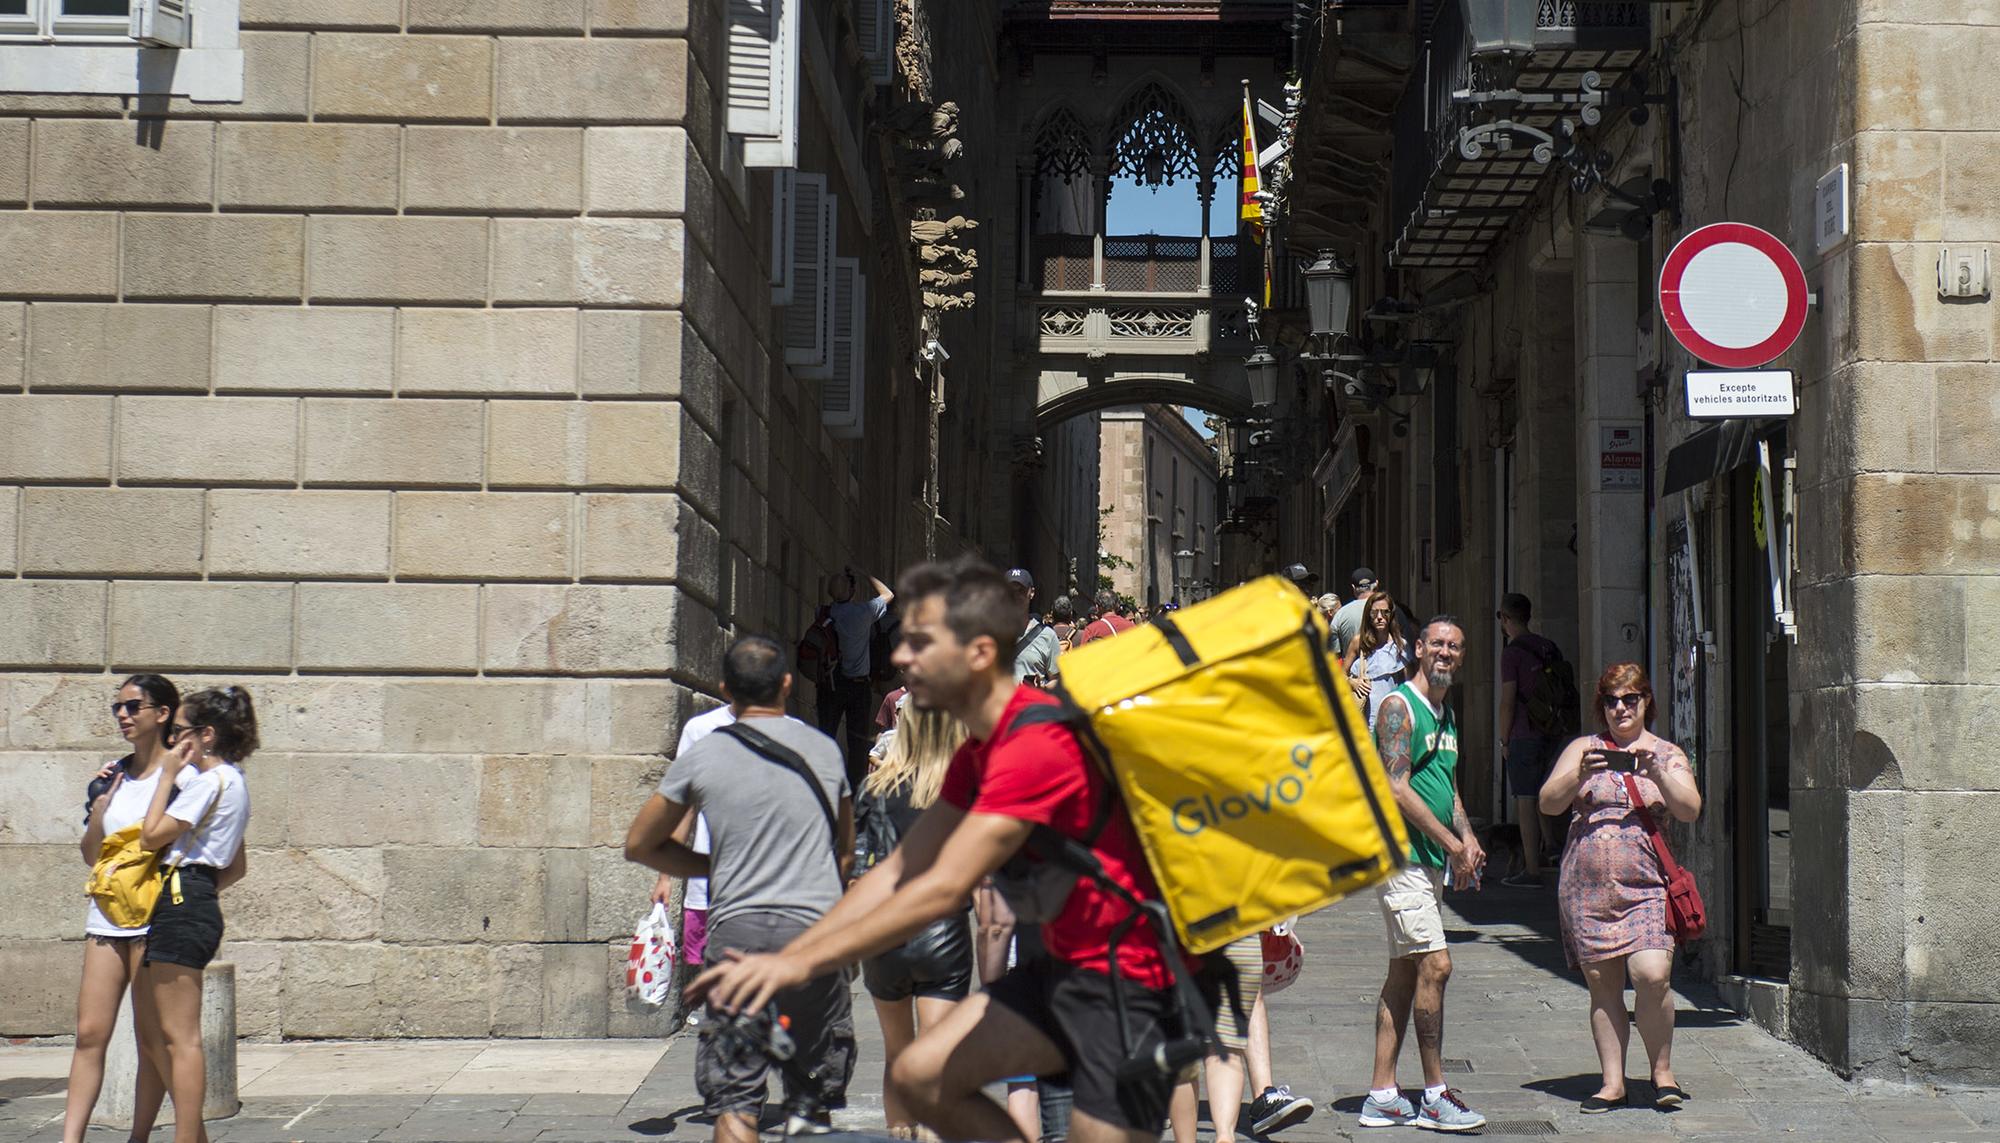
[862,913,973,1003]
[143,865,223,970]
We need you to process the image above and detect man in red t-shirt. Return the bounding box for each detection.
[695,558,1191,1143]
[1070,589,1134,648]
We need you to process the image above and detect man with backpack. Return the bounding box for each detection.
[1007,568,1063,686]
[625,635,856,1143]
[694,557,1198,1143]
[1496,593,1578,887]
[800,568,895,789]
[1070,589,1133,647]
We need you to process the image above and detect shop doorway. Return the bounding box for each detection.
[1729,457,1791,977]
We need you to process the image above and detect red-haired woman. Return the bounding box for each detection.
[1538,664,1701,1114]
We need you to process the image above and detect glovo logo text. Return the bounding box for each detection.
[1171,745,1316,836]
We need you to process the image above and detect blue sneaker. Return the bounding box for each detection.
[1415,1088,1486,1133]
[1358,1091,1415,1128]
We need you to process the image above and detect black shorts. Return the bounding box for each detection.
[863,914,973,1002]
[986,958,1206,1133]
[143,865,224,970]
[697,912,855,1118]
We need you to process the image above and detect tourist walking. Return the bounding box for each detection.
[135,686,256,1143]
[1539,663,1702,1113]
[1497,593,1572,886]
[1360,618,1487,1133]
[1069,589,1133,646]
[1006,569,1062,686]
[627,635,856,1143]
[1327,568,1377,656]
[1343,590,1411,727]
[63,675,181,1143]
[818,568,897,788]
[858,704,976,1139]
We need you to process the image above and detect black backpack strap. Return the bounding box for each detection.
[1015,620,1049,656]
[1002,698,1119,858]
[714,723,842,862]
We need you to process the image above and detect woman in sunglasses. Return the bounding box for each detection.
[1342,589,1411,728]
[136,686,256,1143]
[1537,664,1701,1114]
[63,675,181,1143]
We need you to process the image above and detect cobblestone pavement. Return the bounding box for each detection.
[3,881,1993,1142]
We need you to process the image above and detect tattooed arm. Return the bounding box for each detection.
[1375,694,1463,862]
[1450,788,1485,882]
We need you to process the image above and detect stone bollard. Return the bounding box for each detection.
[93,961,240,1129]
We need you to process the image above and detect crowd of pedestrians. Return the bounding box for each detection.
[55,553,1701,1143]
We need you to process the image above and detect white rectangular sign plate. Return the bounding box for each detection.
[1685,370,1797,419]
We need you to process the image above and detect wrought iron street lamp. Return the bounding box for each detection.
[1301,250,1354,345]
[1244,344,1280,408]
[1173,548,1196,603]
[1460,0,1537,57]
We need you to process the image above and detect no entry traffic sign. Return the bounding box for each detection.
[1658,222,1808,369]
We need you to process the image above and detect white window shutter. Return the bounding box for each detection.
[771,170,796,305]
[729,0,799,168]
[820,258,866,439]
[858,0,893,87]
[727,0,781,136]
[783,174,836,370]
[130,0,193,46]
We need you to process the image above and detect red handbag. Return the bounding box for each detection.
[1621,772,1707,943]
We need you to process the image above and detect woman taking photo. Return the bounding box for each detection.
[1344,590,1411,728]
[136,687,256,1143]
[64,675,180,1143]
[857,702,975,1140]
[1539,664,1701,1113]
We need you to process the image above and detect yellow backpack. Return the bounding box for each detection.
[85,777,218,929]
[1049,575,1410,955]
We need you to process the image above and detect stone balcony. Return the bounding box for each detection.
[1023,232,1255,359]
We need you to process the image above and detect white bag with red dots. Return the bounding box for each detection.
[1260,918,1304,994]
[625,903,678,1007]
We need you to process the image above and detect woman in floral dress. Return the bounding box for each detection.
[1539,663,1702,1114]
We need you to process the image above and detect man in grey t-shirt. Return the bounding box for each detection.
[1329,566,1378,655]
[625,635,855,1143]
[1005,567,1062,686]
[817,568,894,790]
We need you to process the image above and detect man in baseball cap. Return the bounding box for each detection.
[1329,567,1379,654]
[1006,568,1061,685]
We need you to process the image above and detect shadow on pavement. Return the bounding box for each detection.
[629,1104,708,1136]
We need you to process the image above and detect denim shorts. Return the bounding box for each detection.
[143,865,224,970]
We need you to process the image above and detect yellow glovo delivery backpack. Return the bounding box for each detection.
[1047,574,1410,956]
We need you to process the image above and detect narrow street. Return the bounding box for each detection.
[4,882,1988,1142]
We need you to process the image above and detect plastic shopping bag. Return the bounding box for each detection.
[1261,917,1304,994]
[625,902,678,1007]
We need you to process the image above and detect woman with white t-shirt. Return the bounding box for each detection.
[62,674,181,1143]
[137,686,256,1143]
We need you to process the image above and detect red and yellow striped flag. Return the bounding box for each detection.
[1239,82,1264,235]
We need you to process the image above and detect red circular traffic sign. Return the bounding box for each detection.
[1658,222,1808,369]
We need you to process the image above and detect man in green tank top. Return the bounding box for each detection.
[1356,617,1488,1134]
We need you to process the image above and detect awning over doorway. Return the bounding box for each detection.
[1660,419,1775,497]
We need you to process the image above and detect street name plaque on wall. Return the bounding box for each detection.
[1685,370,1797,419]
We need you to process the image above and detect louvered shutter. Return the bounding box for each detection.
[727,0,781,136]
[771,170,796,304]
[783,174,836,370]
[820,258,866,438]
[130,0,192,46]
[857,0,893,87]
[728,0,799,167]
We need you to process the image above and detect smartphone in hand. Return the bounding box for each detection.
[1599,749,1639,773]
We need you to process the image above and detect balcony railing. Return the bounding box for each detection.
[1387,0,1648,269]
[1026,232,1274,356]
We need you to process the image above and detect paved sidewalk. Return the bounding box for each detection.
[3,880,1992,1142]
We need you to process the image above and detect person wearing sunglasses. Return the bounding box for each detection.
[63,675,181,1143]
[136,686,257,1143]
[1537,664,1701,1114]
[1342,589,1411,728]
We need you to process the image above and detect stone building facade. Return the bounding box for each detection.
[1097,405,1219,608]
[1285,0,2000,1084]
[0,0,1011,1037]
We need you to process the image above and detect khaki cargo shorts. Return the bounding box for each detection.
[1375,864,1448,958]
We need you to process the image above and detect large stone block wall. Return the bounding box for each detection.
[0,0,940,1037]
[1668,0,2000,1083]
